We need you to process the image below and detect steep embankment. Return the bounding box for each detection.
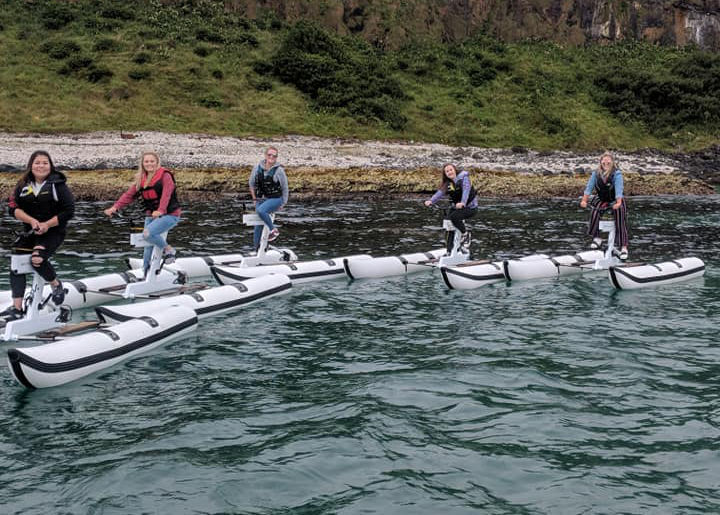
[0,0,719,153]
[225,0,720,51]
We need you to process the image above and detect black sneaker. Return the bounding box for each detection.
[0,306,24,321]
[51,281,66,306]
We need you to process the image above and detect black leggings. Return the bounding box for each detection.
[10,230,65,298]
[448,206,477,233]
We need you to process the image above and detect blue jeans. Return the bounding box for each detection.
[253,198,283,250]
[143,215,180,270]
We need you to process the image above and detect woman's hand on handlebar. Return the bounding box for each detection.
[34,221,50,235]
[424,200,432,207]
[580,194,589,209]
[455,202,464,209]
[151,210,163,218]
[103,206,117,217]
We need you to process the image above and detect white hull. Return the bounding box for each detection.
[609,257,705,290]
[96,274,292,324]
[0,268,177,314]
[343,249,446,279]
[127,248,297,279]
[503,251,604,281]
[440,251,606,290]
[440,261,506,290]
[6,306,197,389]
[212,255,372,285]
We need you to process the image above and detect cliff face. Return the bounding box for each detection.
[224,0,720,50]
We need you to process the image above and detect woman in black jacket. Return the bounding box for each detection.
[1,150,75,320]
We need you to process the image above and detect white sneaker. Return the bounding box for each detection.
[590,237,602,250]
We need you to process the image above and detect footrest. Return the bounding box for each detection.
[35,320,102,339]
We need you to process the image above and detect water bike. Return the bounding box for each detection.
[7,272,294,389]
[1,249,71,341]
[127,212,299,279]
[439,219,618,290]
[209,212,373,285]
[342,202,469,280]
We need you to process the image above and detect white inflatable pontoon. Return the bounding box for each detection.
[126,249,299,279]
[503,250,605,281]
[6,306,197,389]
[440,260,506,290]
[608,257,706,290]
[211,255,372,285]
[0,268,181,314]
[343,249,446,280]
[96,274,291,324]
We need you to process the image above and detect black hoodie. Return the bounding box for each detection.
[8,170,75,231]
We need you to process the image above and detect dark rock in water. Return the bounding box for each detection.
[0,164,22,173]
[511,146,527,154]
[573,167,586,174]
[92,162,110,170]
[542,169,554,176]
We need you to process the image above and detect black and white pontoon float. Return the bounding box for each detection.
[440,220,619,290]
[5,272,293,388]
[211,213,371,284]
[6,306,198,389]
[608,257,706,290]
[343,206,469,280]
[95,274,291,323]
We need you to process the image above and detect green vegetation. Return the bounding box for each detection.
[1,0,718,151]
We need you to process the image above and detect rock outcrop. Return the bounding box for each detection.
[225,0,720,51]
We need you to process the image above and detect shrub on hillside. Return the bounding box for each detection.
[93,38,122,52]
[58,55,93,75]
[41,2,76,30]
[86,65,113,83]
[193,45,212,57]
[271,21,407,129]
[128,68,151,81]
[133,52,151,64]
[594,50,720,131]
[41,39,82,60]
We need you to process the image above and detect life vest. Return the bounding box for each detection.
[594,170,617,203]
[255,167,283,199]
[447,173,477,205]
[138,168,180,213]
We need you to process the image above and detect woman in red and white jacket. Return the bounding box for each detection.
[104,151,181,273]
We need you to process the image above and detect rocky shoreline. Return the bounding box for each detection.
[0,131,717,199]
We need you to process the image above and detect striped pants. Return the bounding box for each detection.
[587,200,629,248]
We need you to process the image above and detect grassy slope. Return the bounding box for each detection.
[0,1,717,151]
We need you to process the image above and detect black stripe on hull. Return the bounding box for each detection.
[441,266,506,290]
[95,282,292,323]
[7,316,198,388]
[609,264,705,289]
[212,266,340,284]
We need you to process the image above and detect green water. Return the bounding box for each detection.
[1,196,718,514]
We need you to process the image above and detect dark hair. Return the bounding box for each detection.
[18,150,57,186]
[438,163,457,192]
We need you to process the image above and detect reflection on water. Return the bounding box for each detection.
[0,195,718,514]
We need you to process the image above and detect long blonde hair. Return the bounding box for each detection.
[599,152,616,180]
[135,151,161,189]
